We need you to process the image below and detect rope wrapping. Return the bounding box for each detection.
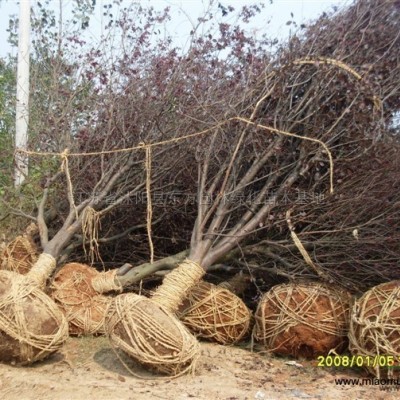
[91,269,123,293]
[151,259,205,312]
[0,270,69,364]
[103,259,205,376]
[82,207,102,265]
[144,144,155,264]
[349,281,400,378]
[51,263,113,336]
[253,281,351,358]
[26,253,56,289]
[0,236,38,275]
[177,281,252,345]
[104,293,200,376]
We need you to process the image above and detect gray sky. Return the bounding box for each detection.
[0,0,347,58]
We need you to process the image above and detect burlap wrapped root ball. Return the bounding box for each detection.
[51,263,119,336]
[0,264,69,364]
[104,259,205,376]
[349,281,400,378]
[0,236,38,275]
[177,281,252,344]
[253,281,351,358]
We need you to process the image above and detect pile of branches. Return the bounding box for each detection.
[93,0,400,284]
[236,140,400,294]
[2,0,399,294]
[5,1,274,266]
[232,0,400,293]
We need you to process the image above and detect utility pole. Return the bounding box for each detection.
[14,0,31,187]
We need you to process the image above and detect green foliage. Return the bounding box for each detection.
[0,58,15,193]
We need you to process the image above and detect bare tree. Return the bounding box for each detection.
[114,0,400,292]
[2,0,399,292]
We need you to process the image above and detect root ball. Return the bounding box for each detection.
[0,236,38,275]
[51,263,110,336]
[253,281,351,358]
[178,281,252,344]
[349,280,400,378]
[0,270,69,364]
[104,293,200,376]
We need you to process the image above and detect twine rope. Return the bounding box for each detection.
[292,57,382,115]
[0,236,38,274]
[0,270,68,363]
[91,269,123,293]
[60,149,79,220]
[26,253,56,289]
[348,281,400,379]
[286,210,329,280]
[82,207,102,264]
[51,263,111,335]
[253,282,350,349]
[143,144,154,264]
[178,282,251,344]
[57,292,110,336]
[151,259,205,312]
[15,117,335,194]
[105,293,200,377]
[293,57,363,80]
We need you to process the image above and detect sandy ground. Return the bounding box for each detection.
[0,336,398,400]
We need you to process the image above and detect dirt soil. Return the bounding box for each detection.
[0,336,398,400]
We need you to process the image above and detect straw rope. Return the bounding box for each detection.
[178,281,251,345]
[286,210,329,280]
[253,282,351,357]
[292,57,382,114]
[0,270,69,363]
[82,207,102,264]
[56,289,110,336]
[104,260,204,376]
[26,253,56,289]
[349,281,400,378]
[60,148,79,220]
[51,262,111,336]
[17,115,334,158]
[15,117,335,193]
[0,236,38,275]
[151,259,205,312]
[91,269,123,293]
[104,293,200,376]
[144,144,154,264]
[293,57,362,80]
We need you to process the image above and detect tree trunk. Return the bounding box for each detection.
[115,249,189,287]
[14,0,31,187]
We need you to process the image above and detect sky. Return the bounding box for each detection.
[0,0,349,59]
